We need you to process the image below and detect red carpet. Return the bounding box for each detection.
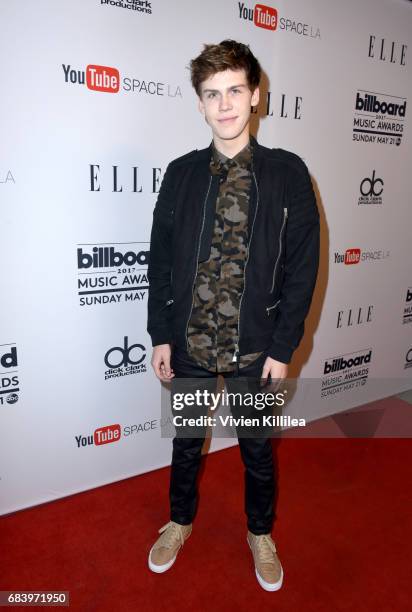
[1,435,411,610]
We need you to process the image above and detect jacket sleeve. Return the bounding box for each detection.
[267,157,320,364]
[147,162,175,347]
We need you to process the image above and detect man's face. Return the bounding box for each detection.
[198,68,259,145]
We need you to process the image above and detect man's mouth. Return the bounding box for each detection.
[218,116,238,123]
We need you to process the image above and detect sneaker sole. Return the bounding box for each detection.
[148,545,178,574]
[247,537,284,592]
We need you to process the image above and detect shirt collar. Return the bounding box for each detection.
[210,140,252,175]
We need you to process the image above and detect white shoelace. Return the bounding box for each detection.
[255,534,277,564]
[155,521,185,550]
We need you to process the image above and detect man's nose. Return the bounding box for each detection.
[219,93,232,111]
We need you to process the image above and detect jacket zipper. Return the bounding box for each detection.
[233,170,260,363]
[185,175,213,350]
[159,298,174,312]
[270,207,288,294]
[266,299,280,316]
[163,235,174,311]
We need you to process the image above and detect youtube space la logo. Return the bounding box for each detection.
[62,63,120,93]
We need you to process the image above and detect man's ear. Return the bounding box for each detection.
[198,96,205,116]
[251,86,260,108]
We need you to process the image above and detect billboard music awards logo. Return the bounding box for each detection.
[352,90,406,146]
[62,63,182,98]
[100,0,152,14]
[405,348,412,370]
[358,171,384,206]
[237,2,320,39]
[0,344,20,406]
[104,337,147,380]
[321,349,372,398]
[334,247,390,265]
[76,242,149,307]
[402,287,412,325]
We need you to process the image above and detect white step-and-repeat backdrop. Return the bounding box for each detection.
[1,0,411,515]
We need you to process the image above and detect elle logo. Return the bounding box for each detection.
[94,424,121,445]
[254,4,277,30]
[86,65,119,93]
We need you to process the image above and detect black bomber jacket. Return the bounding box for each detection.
[147,135,320,365]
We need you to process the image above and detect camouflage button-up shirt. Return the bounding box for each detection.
[187,141,263,372]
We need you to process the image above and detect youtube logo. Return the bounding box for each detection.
[86,65,119,93]
[334,248,361,265]
[94,424,121,445]
[238,3,278,31]
[75,424,122,449]
[62,63,119,93]
[344,248,361,265]
[254,4,277,30]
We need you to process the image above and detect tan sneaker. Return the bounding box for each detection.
[247,531,284,591]
[148,521,192,573]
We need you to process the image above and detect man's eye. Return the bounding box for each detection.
[232,89,240,94]
[208,92,216,99]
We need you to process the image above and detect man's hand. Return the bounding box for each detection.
[260,356,288,391]
[151,344,175,382]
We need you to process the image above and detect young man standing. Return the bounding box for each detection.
[146,40,320,591]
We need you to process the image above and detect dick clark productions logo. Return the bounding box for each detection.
[104,337,147,380]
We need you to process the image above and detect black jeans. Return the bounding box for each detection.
[169,345,275,535]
